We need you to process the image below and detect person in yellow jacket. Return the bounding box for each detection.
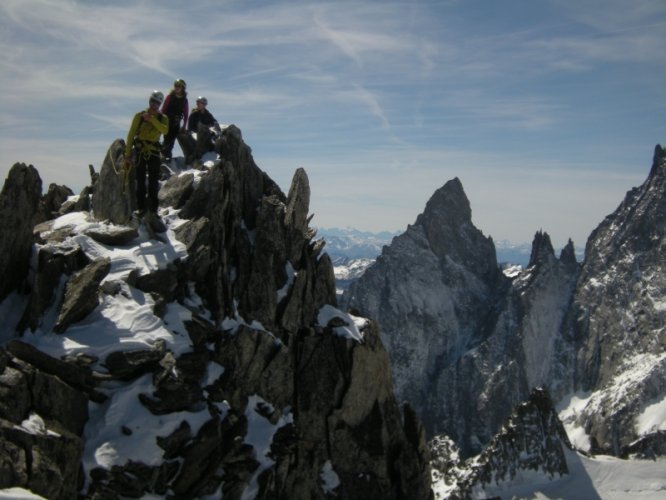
[123,90,169,229]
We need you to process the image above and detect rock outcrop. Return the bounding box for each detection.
[432,388,572,498]
[346,146,666,463]
[91,138,134,225]
[0,163,42,301]
[0,342,90,499]
[344,178,579,456]
[563,144,666,455]
[0,124,433,499]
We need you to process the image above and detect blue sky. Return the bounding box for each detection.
[1,0,665,249]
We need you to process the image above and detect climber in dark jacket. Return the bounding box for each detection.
[161,78,189,160]
[184,96,222,162]
[187,96,219,132]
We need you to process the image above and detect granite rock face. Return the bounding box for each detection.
[0,342,89,500]
[344,178,579,456]
[346,146,666,462]
[565,145,666,455]
[432,388,573,498]
[0,125,433,499]
[0,163,42,301]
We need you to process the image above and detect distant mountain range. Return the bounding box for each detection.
[318,226,583,269]
[318,228,581,294]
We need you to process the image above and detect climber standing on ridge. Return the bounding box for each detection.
[123,90,168,232]
[161,79,189,161]
[188,96,219,133]
[186,96,221,162]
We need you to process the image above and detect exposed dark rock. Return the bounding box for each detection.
[138,351,207,415]
[2,125,434,499]
[103,340,166,380]
[344,180,580,458]
[6,340,104,403]
[528,229,556,268]
[91,139,134,224]
[559,238,577,268]
[0,345,88,499]
[37,183,74,223]
[0,163,42,301]
[134,260,185,305]
[156,420,192,459]
[0,417,84,500]
[18,243,87,333]
[343,178,505,452]
[158,171,194,209]
[568,145,666,455]
[54,257,111,333]
[210,325,292,411]
[33,218,78,244]
[184,314,219,348]
[622,431,666,459]
[59,184,93,215]
[83,224,139,246]
[170,412,252,497]
[436,388,572,497]
[178,124,219,165]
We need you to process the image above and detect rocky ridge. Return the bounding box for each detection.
[0,125,433,499]
[430,388,572,499]
[343,177,579,457]
[564,145,666,456]
[344,146,666,463]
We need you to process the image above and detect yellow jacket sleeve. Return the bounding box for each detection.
[148,114,168,135]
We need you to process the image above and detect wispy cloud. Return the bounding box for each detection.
[1,0,664,246]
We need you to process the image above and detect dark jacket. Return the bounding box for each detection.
[161,92,189,127]
[188,108,218,132]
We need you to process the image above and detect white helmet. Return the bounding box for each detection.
[150,90,164,104]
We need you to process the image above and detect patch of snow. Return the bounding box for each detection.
[203,361,225,387]
[241,395,293,500]
[465,448,666,500]
[15,412,60,437]
[636,394,666,435]
[21,293,195,370]
[0,488,46,499]
[502,264,523,278]
[85,373,226,471]
[558,391,594,451]
[317,304,367,342]
[320,460,341,494]
[277,261,296,303]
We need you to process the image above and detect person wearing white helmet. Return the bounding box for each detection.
[160,78,189,160]
[184,96,221,162]
[187,96,219,132]
[123,90,168,230]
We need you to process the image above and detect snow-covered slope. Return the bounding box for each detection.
[344,147,666,467]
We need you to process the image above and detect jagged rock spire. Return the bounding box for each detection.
[434,388,572,497]
[0,163,42,301]
[528,229,555,268]
[416,177,497,280]
[559,238,577,267]
[0,125,433,499]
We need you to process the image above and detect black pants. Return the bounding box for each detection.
[136,152,160,213]
[162,116,181,158]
